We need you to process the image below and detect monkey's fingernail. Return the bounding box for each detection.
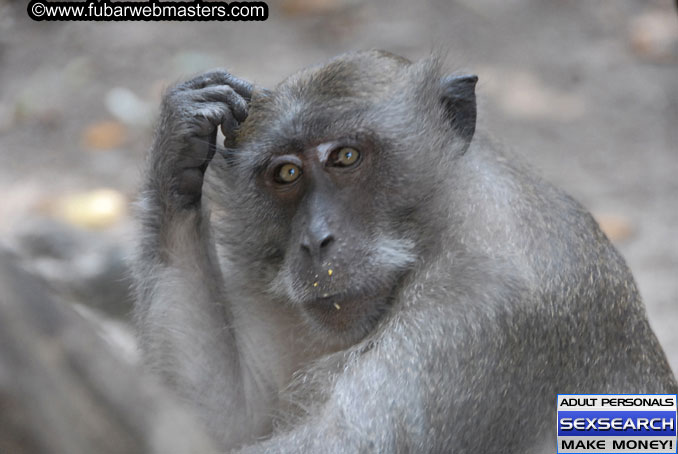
[333,303,341,310]
[328,269,333,276]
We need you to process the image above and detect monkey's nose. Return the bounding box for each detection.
[300,232,335,260]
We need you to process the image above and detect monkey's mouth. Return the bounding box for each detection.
[311,292,349,311]
[303,288,393,337]
[303,285,377,310]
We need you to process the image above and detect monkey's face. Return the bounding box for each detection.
[217,124,421,342]
[213,52,476,343]
[278,137,421,338]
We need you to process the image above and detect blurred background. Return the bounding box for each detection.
[0,0,676,371]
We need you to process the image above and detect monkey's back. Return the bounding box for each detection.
[453,135,676,392]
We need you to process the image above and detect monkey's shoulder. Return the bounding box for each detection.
[457,137,630,287]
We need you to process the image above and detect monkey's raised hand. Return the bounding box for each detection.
[150,70,252,207]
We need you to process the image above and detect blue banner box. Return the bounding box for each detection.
[557,394,677,454]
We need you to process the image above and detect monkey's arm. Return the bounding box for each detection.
[132,71,266,447]
[236,267,555,454]
[238,261,676,454]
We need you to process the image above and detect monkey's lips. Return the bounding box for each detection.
[312,292,350,310]
[304,286,377,309]
[303,288,393,336]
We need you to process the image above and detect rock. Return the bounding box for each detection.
[281,0,346,15]
[594,213,635,243]
[629,9,678,63]
[5,216,134,319]
[0,102,13,133]
[494,70,586,121]
[81,121,128,150]
[51,188,127,230]
[12,217,80,259]
[170,52,220,76]
[104,87,154,127]
[73,303,139,364]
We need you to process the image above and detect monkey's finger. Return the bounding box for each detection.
[189,102,237,136]
[216,72,253,101]
[200,128,218,173]
[177,70,232,89]
[181,131,218,171]
[221,114,239,149]
[184,134,217,168]
[179,70,253,101]
[194,85,249,123]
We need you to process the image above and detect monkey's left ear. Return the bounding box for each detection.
[440,75,478,146]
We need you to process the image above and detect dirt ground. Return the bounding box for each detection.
[0,0,676,372]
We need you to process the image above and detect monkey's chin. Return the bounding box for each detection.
[303,292,392,344]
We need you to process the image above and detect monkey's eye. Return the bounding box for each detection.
[275,163,302,184]
[330,147,360,167]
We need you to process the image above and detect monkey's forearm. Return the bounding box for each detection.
[133,78,238,360]
[234,311,543,453]
[135,165,272,450]
[135,69,252,294]
[134,146,233,370]
[132,71,265,449]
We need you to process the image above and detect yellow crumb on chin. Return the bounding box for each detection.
[333,303,341,310]
[313,282,318,287]
[328,269,333,276]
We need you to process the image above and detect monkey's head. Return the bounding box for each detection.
[212,50,477,343]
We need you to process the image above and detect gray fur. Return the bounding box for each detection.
[131,50,677,453]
